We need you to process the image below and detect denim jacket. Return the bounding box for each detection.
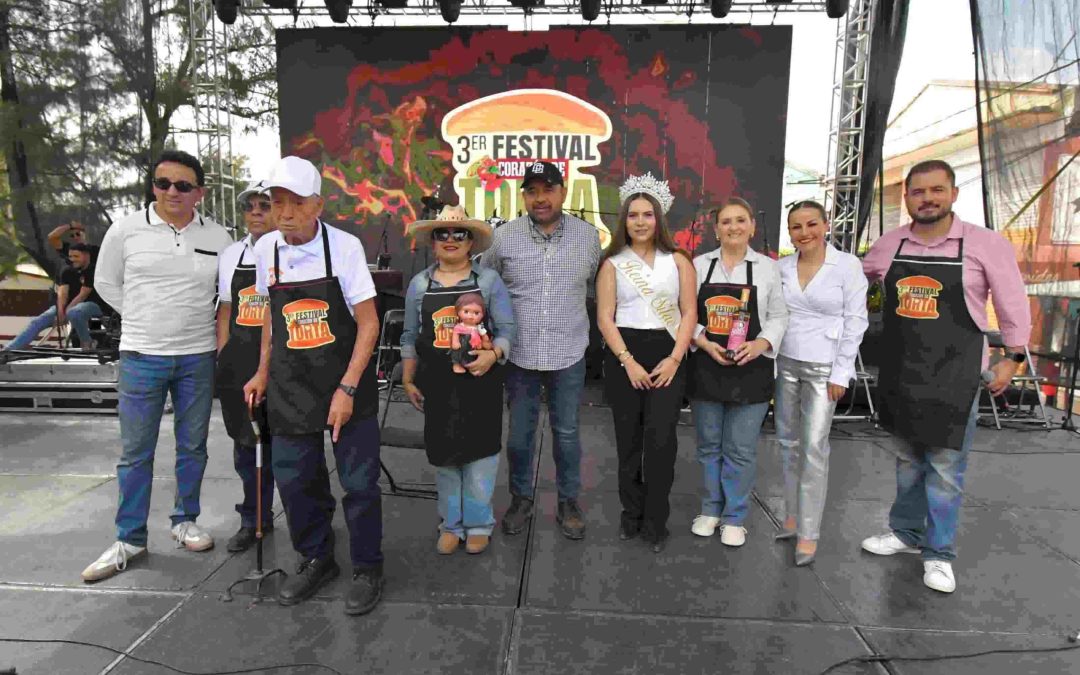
[400,262,516,364]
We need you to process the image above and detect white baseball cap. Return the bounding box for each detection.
[236,179,270,204]
[264,156,322,198]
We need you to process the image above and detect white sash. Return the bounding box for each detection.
[611,249,681,341]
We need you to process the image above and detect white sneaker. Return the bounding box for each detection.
[923,560,956,593]
[691,515,721,537]
[171,522,214,552]
[861,532,920,556]
[81,541,147,582]
[719,525,747,547]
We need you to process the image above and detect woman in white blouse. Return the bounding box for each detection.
[596,174,697,553]
[774,200,869,566]
[688,198,788,547]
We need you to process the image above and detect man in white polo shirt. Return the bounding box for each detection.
[81,150,233,582]
[243,156,384,616]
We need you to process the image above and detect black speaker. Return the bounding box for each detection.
[710,0,732,19]
[827,0,849,19]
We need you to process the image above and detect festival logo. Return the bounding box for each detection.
[441,89,613,248]
[895,275,942,320]
[705,295,742,336]
[282,298,336,349]
[235,285,268,327]
[432,305,458,349]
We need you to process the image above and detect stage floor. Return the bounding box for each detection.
[2,385,1079,674]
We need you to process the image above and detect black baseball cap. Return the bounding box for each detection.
[521,161,565,189]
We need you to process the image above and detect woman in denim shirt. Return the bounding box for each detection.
[400,206,516,555]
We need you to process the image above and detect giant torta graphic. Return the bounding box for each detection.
[442,89,613,248]
[704,295,742,336]
[282,298,336,349]
[431,305,458,350]
[235,285,268,327]
[895,275,943,320]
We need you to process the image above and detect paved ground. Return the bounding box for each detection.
[1,386,1079,674]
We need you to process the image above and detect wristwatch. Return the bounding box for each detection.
[337,383,357,397]
[1005,351,1026,364]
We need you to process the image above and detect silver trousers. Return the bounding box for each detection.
[774,355,839,541]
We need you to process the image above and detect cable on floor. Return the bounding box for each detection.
[0,637,347,675]
[817,641,1080,674]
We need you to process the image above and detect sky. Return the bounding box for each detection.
[192,0,980,192]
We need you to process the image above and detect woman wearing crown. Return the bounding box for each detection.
[595,173,697,552]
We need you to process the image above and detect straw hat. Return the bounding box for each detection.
[407,205,493,253]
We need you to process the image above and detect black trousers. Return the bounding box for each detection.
[604,328,686,537]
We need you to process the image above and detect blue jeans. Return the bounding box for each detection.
[505,358,586,502]
[4,302,102,351]
[115,351,216,546]
[694,400,771,525]
[889,394,979,562]
[272,416,383,570]
[234,440,274,528]
[436,454,500,538]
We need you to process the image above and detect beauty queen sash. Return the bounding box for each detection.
[611,249,682,341]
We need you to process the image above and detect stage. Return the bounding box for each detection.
[1,386,1079,674]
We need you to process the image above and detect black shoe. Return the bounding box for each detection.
[345,568,383,616]
[278,557,340,606]
[226,524,273,553]
[649,532,669,553]
[501,495,534,535]
[618,516,641,541]
[556,499,587,540]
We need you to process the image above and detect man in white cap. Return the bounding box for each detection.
[243,156,384,615]
[215,181,278,552]
[81,150,233,583]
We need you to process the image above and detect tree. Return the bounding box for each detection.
[0,0,276,277]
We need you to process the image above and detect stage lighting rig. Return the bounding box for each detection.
[509,0,544,14]
[580,0,600,21]
[437,0,461,23]
[710,0,732,19]
[213,0,239,24]
[262,0,298,7]
[826,0,849,18]
[376,0,409,7]
[325,0,353,22]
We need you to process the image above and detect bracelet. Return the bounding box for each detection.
[669,352,683,363]
[619,351,633,363]
[615,348,629,360]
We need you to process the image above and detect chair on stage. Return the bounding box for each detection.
[375,309,435,499]
[832,350,877,422]
[979,332,1050,430]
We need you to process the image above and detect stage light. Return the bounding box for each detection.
[324,0,352,22]
[710,0,732,18]
[580,0,600,21]
[509,0,543,13]
[437,0,461,23]
[826,0,849,19]
[213,0,239,24]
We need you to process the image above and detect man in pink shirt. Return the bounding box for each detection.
[859,160,1032,594]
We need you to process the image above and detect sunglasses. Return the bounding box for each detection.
[242,201,272,213]
[433,228,472,243]
[152,177,198,193]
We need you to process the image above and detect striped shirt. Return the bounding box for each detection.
[480,212,601,371]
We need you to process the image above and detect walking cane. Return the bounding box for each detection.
[222,393,286,603]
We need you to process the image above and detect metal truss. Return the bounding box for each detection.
[823,0,873,256]
[235,0,831,20]
[188,0,238,235]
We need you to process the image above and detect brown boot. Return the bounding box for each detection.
[437,532,460,555]
[465,534,490,554]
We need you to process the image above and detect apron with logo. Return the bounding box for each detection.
[216,242,268,445]
[415,272,504,467]
[689,258,774,404]
[266,222,378,436]
[878,237,983,448]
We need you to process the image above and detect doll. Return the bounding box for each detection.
[450,292,492,373]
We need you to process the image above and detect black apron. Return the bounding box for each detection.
[878,236,983,448]
[266,222,378,435]
[414,272,504,467]
[216,241,267,445]
[689,258,774,404]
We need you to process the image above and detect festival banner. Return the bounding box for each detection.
[276,25,792,276]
